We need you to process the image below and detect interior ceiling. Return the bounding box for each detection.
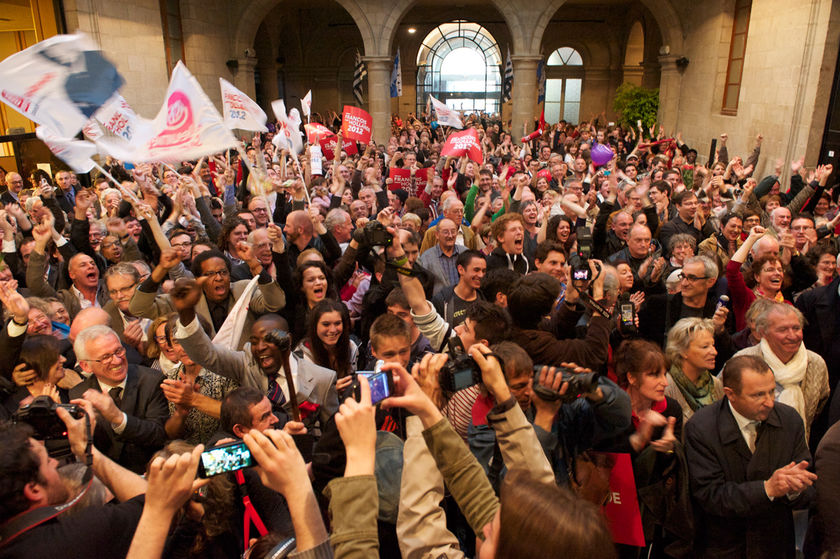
[0,0,34,32]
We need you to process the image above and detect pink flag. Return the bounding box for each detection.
[440,128,482,164]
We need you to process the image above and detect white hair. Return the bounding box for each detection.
[74,325,119,361]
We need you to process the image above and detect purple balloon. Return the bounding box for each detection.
[591,143,613,166]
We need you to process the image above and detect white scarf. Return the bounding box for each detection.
[759,338,808,422]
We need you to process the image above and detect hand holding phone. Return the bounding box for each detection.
[197,440,255,478]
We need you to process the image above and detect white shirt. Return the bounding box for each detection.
[71,284,100,310]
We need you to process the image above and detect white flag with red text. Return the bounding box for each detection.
[271,99,304,154]
[429,95,463,129]
[301,90,312,118]
[220,78,267,132]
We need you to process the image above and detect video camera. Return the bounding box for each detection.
[531,366,599,403]
[14,396,86,460]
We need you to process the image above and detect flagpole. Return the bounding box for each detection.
[94,162,141,205]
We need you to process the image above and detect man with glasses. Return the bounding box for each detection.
[0,171,25,204]
[639,255,734,367]
[69,324,168,473]
[248,196,272,229]
[103,263,150,355]
[130,247,285,349]
[419,197,477,253]
[418,218,467,297]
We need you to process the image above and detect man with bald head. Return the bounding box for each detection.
[171,278,338,432]
[282,209,341,270]
[0,172,24,204]
[66,306,147,372]
[418,217,468,296]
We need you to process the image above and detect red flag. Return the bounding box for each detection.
[538,109,547,133]
[592,452,645,547]
[389,168,411,191]
[341,105,372,143]
[304,122,334,144]
[440,128,482,165]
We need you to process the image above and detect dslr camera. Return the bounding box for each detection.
[439,338,482,394]
[362,220,393,247]
[14,396,84,440]
[531,366,599,403]
[569,226,593,282]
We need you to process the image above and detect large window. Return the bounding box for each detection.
[416,21,501,114]
[722,0,752,115]
[544,47,583,124]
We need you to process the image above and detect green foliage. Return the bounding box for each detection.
[612,83,659,133]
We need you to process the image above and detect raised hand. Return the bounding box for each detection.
[0,280,29,323]
[335,375,377,476]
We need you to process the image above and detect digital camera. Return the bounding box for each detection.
[439,338,482,394]
[531,366,599,403]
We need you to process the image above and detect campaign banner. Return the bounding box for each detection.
[389,167,411,192]
[594,452,645,547]
[429,95,462,129]
[93,94,147,144]
[35,125,97,174]
[220,78,267,132]
[440,128,482,164]
[341,105,372,144]
[304,122,333,144]
[0,32,124,138]
[414,167,430,197]
[319,136,357,160]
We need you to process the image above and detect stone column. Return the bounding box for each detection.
[233,55,259,100]
[622,65,643,86]
[657,54,682,137]
[364,55,393,145]
[511,55,542,139]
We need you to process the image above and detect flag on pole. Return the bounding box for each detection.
[271,99,304,154]
[390,48,402,98]
[94,61,237,162]
[429,95,463,129]
[220,78,268,132]
[0,32,124,138]
[502,48,513,103]
[537,58,546,104]
[301,90,312,119]
[93,94,148,143]
[35,125,97,174]
[353,51,366,105]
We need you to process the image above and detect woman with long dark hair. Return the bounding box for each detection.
[3,335,69,416]
[296,299,358,387]
[280,259,339,344]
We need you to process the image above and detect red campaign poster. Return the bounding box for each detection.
[413,167,430,197]
[319,136,358,160]
[440,128,482,164]
[389,168,411,191]
[341,105,372,143]
[592,452,645,547]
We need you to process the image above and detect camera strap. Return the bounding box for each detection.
[577,291,611,318]
[0,407,95,548]
[235,469,268,549]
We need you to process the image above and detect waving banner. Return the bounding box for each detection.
[35,125,97,173]
[0,32,124,138]
[220,78,267,132]
[271,99,305,154]
[94,61,236,163]
[340,105,372,144]
[389,167,411,192]
[93,94,147,144]
[440,128,482,164]
[429,95,462,129]
[304,122,333,144]
[319,136,357,160]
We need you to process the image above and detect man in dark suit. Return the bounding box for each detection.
[69,325,168,473]
[685,354,816,559]
[804,420,840,557]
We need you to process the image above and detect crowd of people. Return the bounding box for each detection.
[0,107,839,559]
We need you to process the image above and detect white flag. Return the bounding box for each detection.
[301,90,312,118]
[93,94,148,144]
[271,99,304,154]
[96,61,237,163]
[220,78,267,132]
[213,275,259,349]
[0,32,124,138]
[429,95,463,129]
[35,126,97,174]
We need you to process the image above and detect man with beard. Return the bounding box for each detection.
[170,278,337,433]
[129,247,285,349]
[282,209,341,269]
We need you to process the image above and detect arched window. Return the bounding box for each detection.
[545,47,584,124]
[416,21,502,114]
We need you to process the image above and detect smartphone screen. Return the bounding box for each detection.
[357,371,392,405]
[199,441,255,478]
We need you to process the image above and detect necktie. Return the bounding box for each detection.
[754,421,765,450]
[267,377,287,409]
[109,386,122,409]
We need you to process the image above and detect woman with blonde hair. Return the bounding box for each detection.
[664,317,724,422]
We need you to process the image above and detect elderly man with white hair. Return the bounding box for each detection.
[732,301,829,440]
[420,197,477,253]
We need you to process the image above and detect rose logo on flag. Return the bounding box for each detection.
[148,90,196,150]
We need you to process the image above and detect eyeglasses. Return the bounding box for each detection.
[108,283,136,297]
[171,241,192,248]
[203,268,230,278]
[678,272,707,282]
[86,347,126,364]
